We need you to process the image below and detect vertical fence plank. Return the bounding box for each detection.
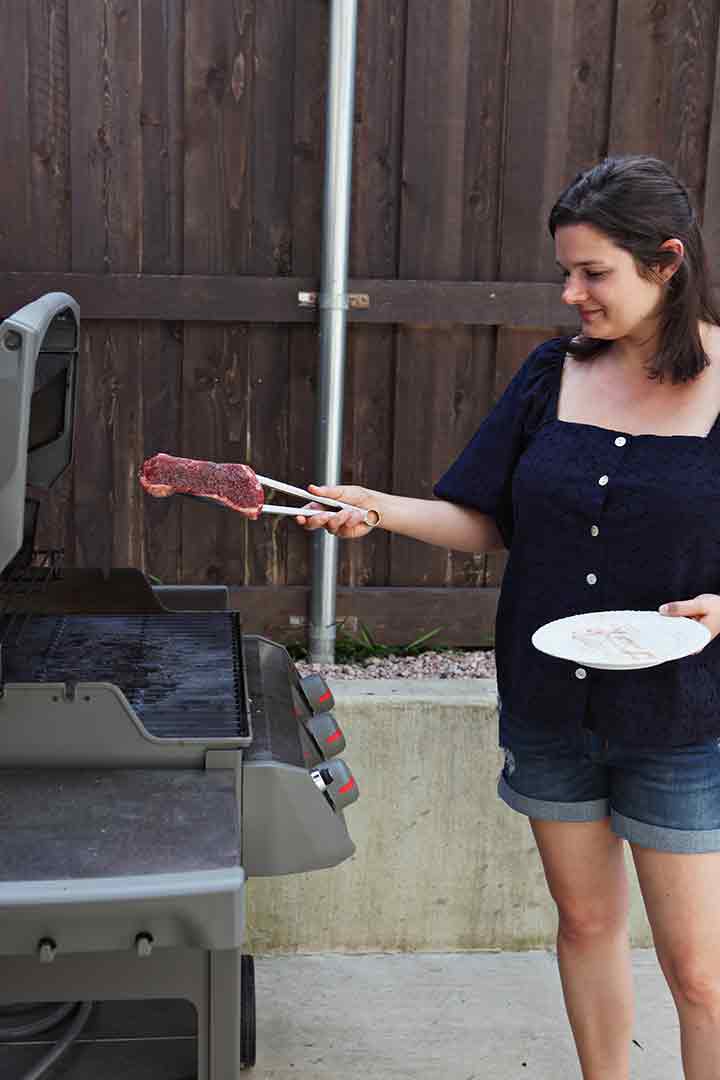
[500,0,616,287]
[285,0,328,588]
[339,0,407,590]
[610,0,719,202]
[703,21,720,278]
[139,0,184,585]
[182,0,254,585]
[68,0,144,573]
[243,0,295,588]
[28,0,71,271]
[0,3,32,273]
[24,0,75,557]
[450,0,511,591]
[392,1,475,588]
[66,3,108,570]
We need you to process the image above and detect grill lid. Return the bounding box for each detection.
[0,293,79,575]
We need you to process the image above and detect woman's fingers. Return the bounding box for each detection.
[659,595,713,618]
[659,594,720,644]
[307,483,346,499]
[294,504,347,533]
[295,502,368,537]
[307,482,368,507]
[296,510,335,531]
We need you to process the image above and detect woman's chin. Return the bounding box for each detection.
[580,320,612,339]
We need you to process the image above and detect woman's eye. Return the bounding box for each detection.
[586,270,607,279]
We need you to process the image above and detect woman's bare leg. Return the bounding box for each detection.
[531,817,633,1079]
[632,844,720,1080]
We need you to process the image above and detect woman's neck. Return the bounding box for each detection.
[601,305,668,370]
[604,320,715,380]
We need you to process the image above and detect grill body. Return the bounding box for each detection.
[2,612,252,742]
[0,295,358,1077]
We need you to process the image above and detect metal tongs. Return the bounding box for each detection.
[179,475,381,527]
[257,475,381,527]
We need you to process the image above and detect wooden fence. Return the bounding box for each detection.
[1,0,719,644]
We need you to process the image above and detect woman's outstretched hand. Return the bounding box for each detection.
[295,484,379,539]
[659,593,720,644]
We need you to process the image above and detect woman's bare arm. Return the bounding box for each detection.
[296,484,506,553]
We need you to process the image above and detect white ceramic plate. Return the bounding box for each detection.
[532,610,711,670]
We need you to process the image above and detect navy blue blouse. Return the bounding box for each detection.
[434,336,720,747]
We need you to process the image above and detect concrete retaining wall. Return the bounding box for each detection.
[246,680,652,953]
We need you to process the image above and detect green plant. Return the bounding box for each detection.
[285,621,445,663]
[285,639,310,661]
[350,620,443,659]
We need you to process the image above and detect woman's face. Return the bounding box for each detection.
[554,223,664,342]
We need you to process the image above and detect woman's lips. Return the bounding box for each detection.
[580,309,603,320]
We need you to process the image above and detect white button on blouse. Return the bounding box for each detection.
[590,525,600,537]
[586,573,597,585]
[575,668,587,680]
[599,475,609,486]
[614,436,627,447]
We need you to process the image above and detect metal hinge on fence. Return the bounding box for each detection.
[298,291,370,310]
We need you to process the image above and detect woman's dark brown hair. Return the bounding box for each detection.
[548,155,720,383]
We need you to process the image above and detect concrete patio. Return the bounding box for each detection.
[254,950,680,1079]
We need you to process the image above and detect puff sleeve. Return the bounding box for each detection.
[433,337,566,549]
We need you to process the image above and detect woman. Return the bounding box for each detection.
[297,156,720,1080]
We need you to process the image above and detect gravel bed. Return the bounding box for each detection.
[295,648,496,681]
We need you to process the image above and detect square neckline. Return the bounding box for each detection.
[552,352,720,442]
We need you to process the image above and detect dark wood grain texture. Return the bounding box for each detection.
[392,1,475,587]
[25,0,75,557]
[339,0,406,588]
[229,585,499,647]
[610,0,719,200]
[2,0,719,643]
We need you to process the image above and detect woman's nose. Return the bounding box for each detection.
[562,276,588,305]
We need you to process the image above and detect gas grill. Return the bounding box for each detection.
[0,293,359,1079]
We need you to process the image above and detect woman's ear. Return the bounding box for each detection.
[656,238,685,282]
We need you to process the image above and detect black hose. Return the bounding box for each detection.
[18,1001,94,1080]
[0,1002,76,1039]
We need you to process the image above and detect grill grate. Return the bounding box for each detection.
[0,549,64,647]
[0,613,250,741]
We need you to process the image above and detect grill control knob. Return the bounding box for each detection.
[37,938,57,964]
[300,674,334,713]
[316,758,359,812]
[305,712,346,760]
[135,933,154,958]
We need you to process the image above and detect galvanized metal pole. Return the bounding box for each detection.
[309,0,359,663]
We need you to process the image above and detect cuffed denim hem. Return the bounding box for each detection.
[612,810,720,853]
[497,774,610,822]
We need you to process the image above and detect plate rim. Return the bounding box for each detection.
[531,609,711,670]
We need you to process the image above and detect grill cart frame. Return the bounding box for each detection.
[0,294,358,1078]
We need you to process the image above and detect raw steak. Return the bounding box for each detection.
[140,453,264,518]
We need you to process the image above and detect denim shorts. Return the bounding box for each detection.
[498,712,720,853]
